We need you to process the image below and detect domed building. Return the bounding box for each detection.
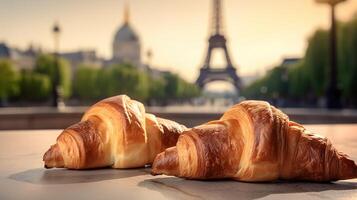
[112,4,141,68]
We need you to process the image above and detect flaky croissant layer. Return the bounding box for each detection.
[43,95,187,169]
[152,100,357,182]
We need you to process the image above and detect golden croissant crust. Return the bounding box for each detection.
[152,100,357,182]
[43,95,187,169]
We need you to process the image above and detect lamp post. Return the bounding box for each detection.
[146,49,153,68]
[52,22,64,108]
[316,0,347,109]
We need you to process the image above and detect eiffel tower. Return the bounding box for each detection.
[196,0,241,93]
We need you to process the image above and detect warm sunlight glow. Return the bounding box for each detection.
[0,0,356,81]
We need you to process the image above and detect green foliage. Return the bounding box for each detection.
[243,14,357,106]
[72,63,200,103]
[339,15,357,102]
[287,62,310,98]
[180,80,201,99]
[1,55,199,105]
[243,29,330,100]
[148,76,166,100]
[241,77,265,99]
[242,66,289,99]
[106,64,149,101]
[0,59,19,100]
[20,71,51,101]
[73,65,100,101]
[34,54,71,98]
[162,73,183,99]
[89,64,147,100]
[161,72,200,100]
[304,29,329,97]
[96,68,112,99]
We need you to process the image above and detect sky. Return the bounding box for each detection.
[0,0,356,84]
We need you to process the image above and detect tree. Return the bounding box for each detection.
[180,79,201,99]
[83,64,151,101]
[339,14,357,104]
[241,13,357,107]
[264,66,289,99]
[162,72,200,100]
[71,63,199,104]
[73,65,100,101]
[0,59,19,105]
[34,54,71,99]
[107,64,149,101]
[162,72,183,99]
[242,66,289,100]
[96,68,112,99]
[148,76,166,101]
[304,29,330,97]
[287,62,310,99]
[20,71,51,101]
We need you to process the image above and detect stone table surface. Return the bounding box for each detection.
[0,124,357,200]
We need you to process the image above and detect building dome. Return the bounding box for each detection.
[112,3,141,67]
[114,23,139,42]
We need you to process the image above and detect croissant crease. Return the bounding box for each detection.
[152,100,357,182]
[43,95,187,169]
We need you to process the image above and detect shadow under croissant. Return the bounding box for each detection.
[138,177,357,200]
[9,167,151,185]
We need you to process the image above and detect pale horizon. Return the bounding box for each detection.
[1,0,356,83]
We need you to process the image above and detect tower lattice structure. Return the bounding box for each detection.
[196,0,241,92]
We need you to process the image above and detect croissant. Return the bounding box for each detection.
[152,100,357,182]
[43,95,187,169]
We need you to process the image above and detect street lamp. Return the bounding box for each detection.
[146,49,153,68]
[315,0,347,109]
[52,22,65,109]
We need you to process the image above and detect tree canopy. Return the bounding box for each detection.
[19,71,51,101]
[72,64,200,104]
[0,59,19,102]
[243,14,357,107]
[34,54,71,98]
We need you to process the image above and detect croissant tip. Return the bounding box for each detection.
[151,147,180,177]
[150,171,160,176]
[42,144,65,169]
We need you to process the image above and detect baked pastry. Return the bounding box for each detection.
[152,100,357,182]
[43,95,187,169]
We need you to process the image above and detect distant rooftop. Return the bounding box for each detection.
[281,57,301,67]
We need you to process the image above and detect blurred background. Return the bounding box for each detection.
[1,0,357,129]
